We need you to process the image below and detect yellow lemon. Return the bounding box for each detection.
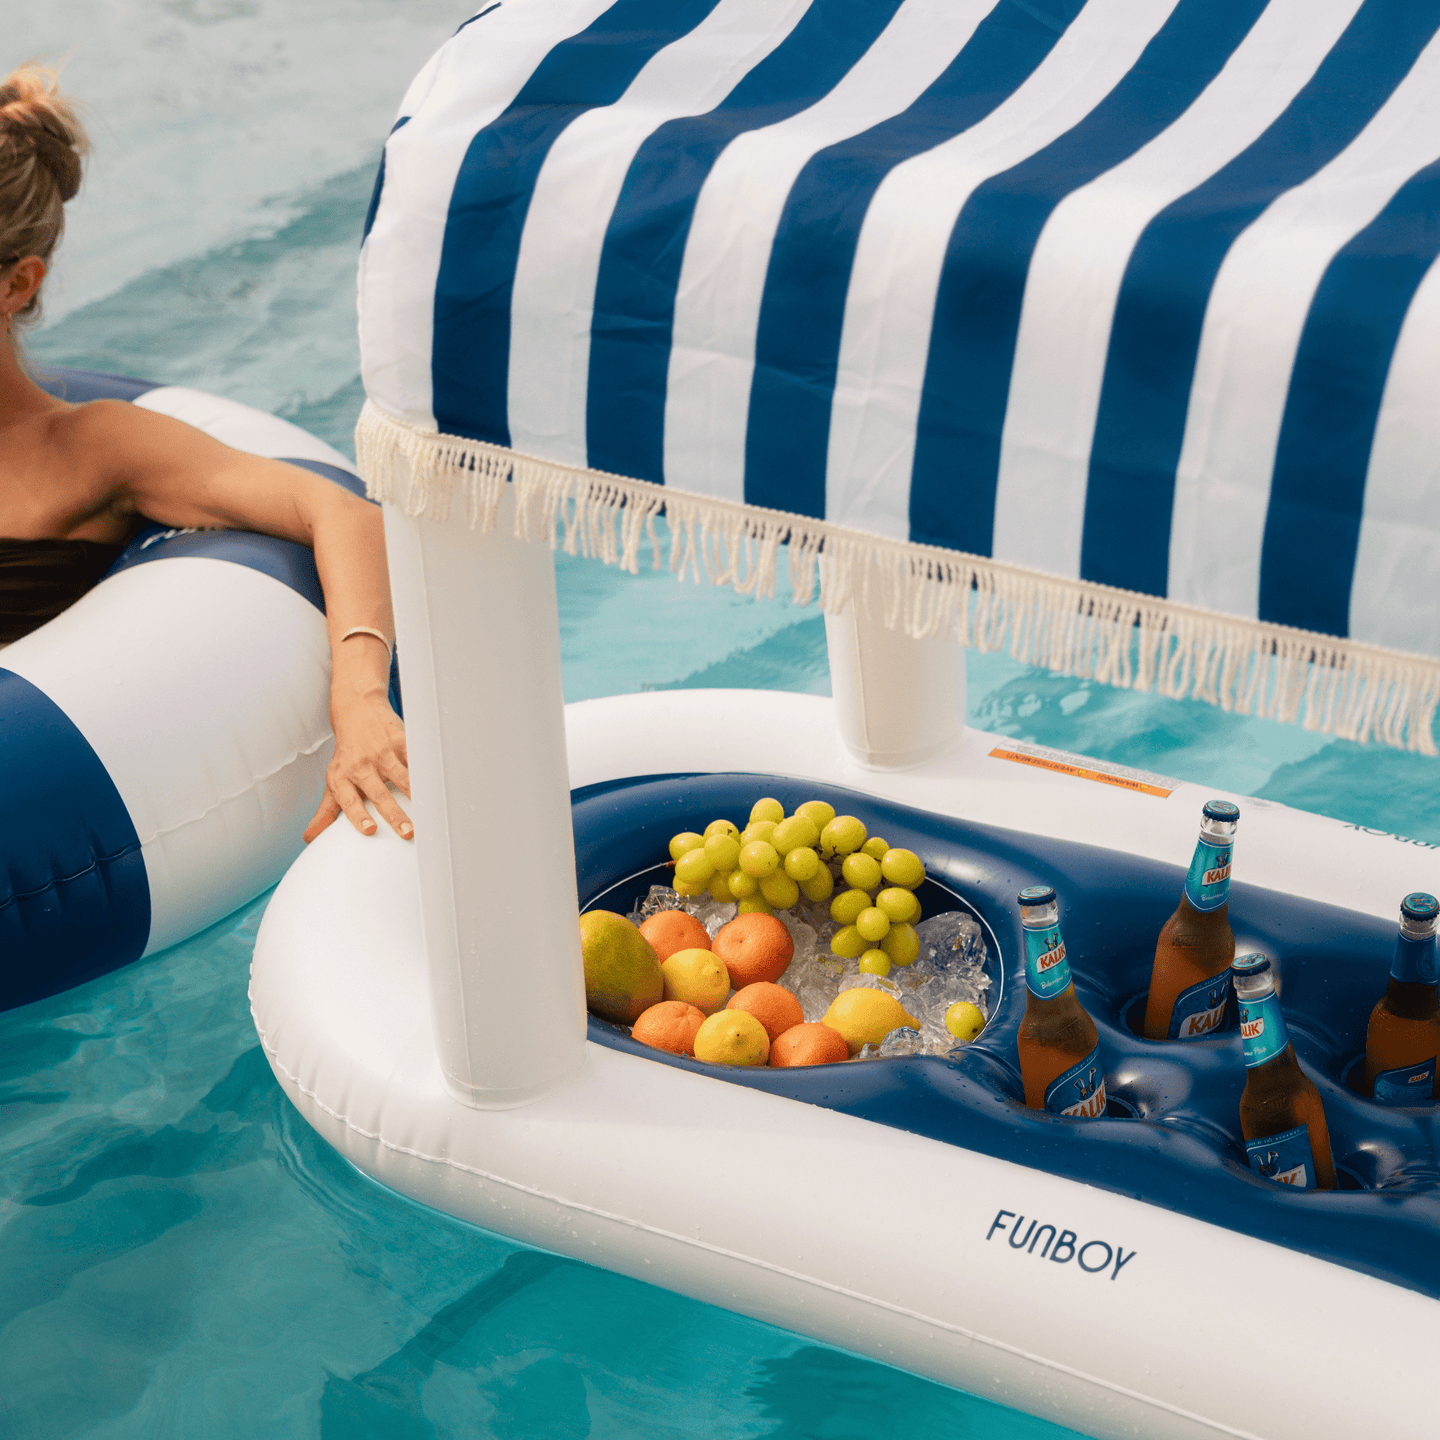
[661,948,731,1015]
[580,910,664,1025]
[946,1001,986,1043]
[822,988,920,1055]
[693,1008,770,1066]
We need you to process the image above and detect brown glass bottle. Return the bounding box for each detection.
[1363,892,1440,1104]
[1016,886,1106,1117]
[1144,801,1239,1041]
[1233,953,1336,1190]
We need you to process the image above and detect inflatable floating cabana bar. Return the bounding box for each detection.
[252,4,1440,1436]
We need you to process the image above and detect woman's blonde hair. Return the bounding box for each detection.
[0,64,88,321]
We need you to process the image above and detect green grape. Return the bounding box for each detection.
[707,870,737,903]
[861,836,889,861]
[673,877,706,898]
[841,852,882,892]
[728,869,758,899]
[820,815,867,858]
[876,887,921,924]
[795,800,836,831]
[704,818,739,841]
[830,888,871,926]
[881,922,919,966]
[830,924,866,959]
[771,814,819,856]
[741,820,777,847]
[703,832,741,872]
[858,950,891,977]
[674,848,716,885]
[799,867,834,904]
[668,831,704,862]
[856,907,891,943]
[783,846,820,882]
[946,1001,985,1042]
[759,871,800,909]
[738,840,780,878]
[749,797,785,825]
[737,894,774,915]
[880,847,925,889]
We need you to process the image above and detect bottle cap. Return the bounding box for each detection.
[1401,893,1439,922]
[1202,800,1240,823]
[1017,884,1056,907]
[1231,952,1271,976]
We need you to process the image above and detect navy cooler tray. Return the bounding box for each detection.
[573,772,1440,1301]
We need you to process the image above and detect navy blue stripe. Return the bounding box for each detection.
[35,367,161,404]
[431,0,725,447]
[1081,0,1440,597]
[742,0,1084,522]
[1258,160,1440,635]
[0,669,150,1011]
[907,0,1266,555]
[362,117,411,246]
[584,0,906,485]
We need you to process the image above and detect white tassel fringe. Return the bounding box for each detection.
[357,401,1440,755]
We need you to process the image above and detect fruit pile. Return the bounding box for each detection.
[580,796,988,1068]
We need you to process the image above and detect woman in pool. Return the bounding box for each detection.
[0,64,410,844]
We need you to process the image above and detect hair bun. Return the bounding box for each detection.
[0,64,88,204]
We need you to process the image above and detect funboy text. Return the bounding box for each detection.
[986,1210,1137,1281]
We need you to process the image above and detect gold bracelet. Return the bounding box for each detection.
[340,625,393,661]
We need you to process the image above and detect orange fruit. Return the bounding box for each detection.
[640,909,712,962]
[726,982,804,1042]
[769,1023,849,1068]
[713,912,794,987]
[632,1001,707,1056]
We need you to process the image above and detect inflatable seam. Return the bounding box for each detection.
[0,844,142,913]
[250,1015,1259,1440]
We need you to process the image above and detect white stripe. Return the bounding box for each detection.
[1170,27,1440,617]
[826,0,1178,544]
[992,0,1366,580]
[1350,254,1440,653]
[358,0,615,431]
[662,0,999,502]
[507,0,814,468]
[136,387,357,471]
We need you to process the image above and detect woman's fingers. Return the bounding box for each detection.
[303,793,342,845]
[355,764,414,839]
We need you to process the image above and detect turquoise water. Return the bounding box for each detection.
[6,6,1440,1437]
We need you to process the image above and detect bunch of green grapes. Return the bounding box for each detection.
[667,798,841,916]
[815,816,927,978]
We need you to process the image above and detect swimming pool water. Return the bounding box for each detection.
[6,5,1440,1436]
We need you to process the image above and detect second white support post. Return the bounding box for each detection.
[383,484,588,1109]
[824,608,967,770]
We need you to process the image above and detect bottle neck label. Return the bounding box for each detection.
[1184,836,1232,912]
[1239,991,1289,1068]
[1166,970,1232,1040]
[1043,1043,1107,1118]
[1373,1056,1436,1106]
[1024,923,1072,1000]
[1245,1124,1317,1189]
[1391,934,1438,986]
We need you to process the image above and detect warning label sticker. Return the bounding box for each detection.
[987,740,1176,799]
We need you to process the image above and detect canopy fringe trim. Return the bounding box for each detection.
[357,400,1439,754]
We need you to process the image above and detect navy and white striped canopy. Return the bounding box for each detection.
[359,0,1440,660]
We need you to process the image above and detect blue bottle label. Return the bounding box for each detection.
[1373,1056,1436,1105]
[1167,970,1232,1039]
[1239,992,1288,1069]
[1043,1044,1107,1118]
[1024,924,1072,1000]
[1184,837,1232,912]
[1245,1125,1318,1189]
[1391,935,1438,985]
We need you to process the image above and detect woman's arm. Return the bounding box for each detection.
[85,400,412,841]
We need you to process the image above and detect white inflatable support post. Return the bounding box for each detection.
[824,607,966,770]
[381,477,587,1108]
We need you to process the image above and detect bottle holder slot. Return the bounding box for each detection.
[574,771,1440,1298]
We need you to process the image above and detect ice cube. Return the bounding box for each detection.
[879,1026,924,1058]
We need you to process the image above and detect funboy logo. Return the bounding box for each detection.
[986,1211,1137,1280]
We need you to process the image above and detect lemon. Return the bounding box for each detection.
[661,947,731,1015]
[580,910,664,1024]
[822,989,920,1055]
[946,1001,986,1043]
[693,1009,769,1066]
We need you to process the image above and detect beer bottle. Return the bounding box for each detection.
[1363,892,1440,1105]
[1233,952,1336,1190]
[1143,800,1240,1041]
[1016,885,1106,1118]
